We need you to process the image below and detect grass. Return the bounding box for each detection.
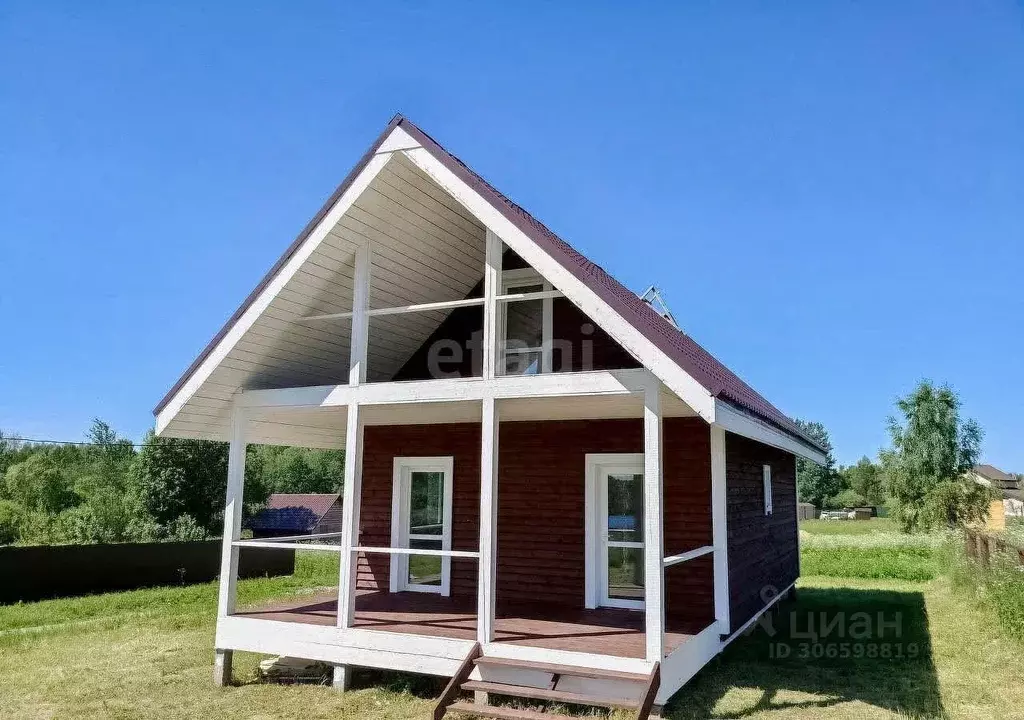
[3,547,1024,719]
[800,517,896,535]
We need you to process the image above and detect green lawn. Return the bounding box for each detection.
[800,517,895,535]
[2,551,1023,719]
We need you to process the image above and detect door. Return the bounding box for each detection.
[587,454,646,610]
[390,457,454,595]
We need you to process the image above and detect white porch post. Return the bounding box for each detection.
[334,242,370,691]
[711,426,730,634]
[478,396,499,644]
[643,377,666,661]
[482,229,502,380]
[214,400,247,686]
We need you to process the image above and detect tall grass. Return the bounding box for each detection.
[943,536,1024,643]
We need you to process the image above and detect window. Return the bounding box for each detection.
[763,464,773,516]
[500,269,552,375]
[390,457,454,595]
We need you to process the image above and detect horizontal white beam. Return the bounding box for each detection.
[354,546,480,559]
[235,531,343,544]
[495,289,564,302]
[303,297,485,322]
[231,540,342,551]
[238,368,656,410]
[663,545,714,567]
[713,400,827,465]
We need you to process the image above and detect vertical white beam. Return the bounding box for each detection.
[349,243,371,385]
[711,425,731,634]
[217,400,248,618]
[477,395,500,643]
[482,229,502,380]
[643,378,665,661]
[337,240,370,651]
[337,402,365,629]
[214,399,246,686]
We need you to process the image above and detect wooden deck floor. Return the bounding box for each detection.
[234,590,706,658]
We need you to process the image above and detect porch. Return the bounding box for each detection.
[233,589,706,659]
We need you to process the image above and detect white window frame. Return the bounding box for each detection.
[499,268,553,375]
[390,456,455,595]
[584,453,646,611]
[763,464,773,516]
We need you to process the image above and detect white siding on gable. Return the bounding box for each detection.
[160,152,489,444]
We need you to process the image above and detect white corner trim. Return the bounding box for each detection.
[376,126,422,154]
[710,426,730,634]
[155,147,397,435]
[713,399,826,465]
[400,146,717,423]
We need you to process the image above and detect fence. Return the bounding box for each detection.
[964,529,1024,569]
[0,540,295,604]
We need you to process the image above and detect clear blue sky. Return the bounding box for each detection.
[1,2,1021,469]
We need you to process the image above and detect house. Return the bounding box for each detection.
[970,465,1023,529]
[249,493,343,538]
[153,115,827,718]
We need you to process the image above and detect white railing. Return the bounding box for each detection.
[353,546,480,559]
[663,545,714,568]
[232,531,344,552]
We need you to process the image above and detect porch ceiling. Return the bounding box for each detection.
[160,153,487,444]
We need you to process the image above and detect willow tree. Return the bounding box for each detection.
[882,381,989,532]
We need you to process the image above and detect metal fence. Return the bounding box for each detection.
[0,540,295,604]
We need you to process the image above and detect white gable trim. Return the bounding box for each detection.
[713,399,826,465]
[155,142,399,435]
[402,146,717,423]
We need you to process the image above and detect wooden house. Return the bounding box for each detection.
[153,116,826,718]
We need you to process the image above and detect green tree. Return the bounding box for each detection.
[250,445,344,495]
[0,500,24,545]
[881,380,989,532]
[4,452,78,514]
[841,457,886,506]
[795,419,843,510]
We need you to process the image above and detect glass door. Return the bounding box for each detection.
[391,457,453,595]
[599,466,645,609]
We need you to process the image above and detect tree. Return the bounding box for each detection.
[4,452,78,514]
[129,432,268,536]
[841,457,886,506]
[881,380,989,532]
[249,445,344,495]
[795,419,843,510]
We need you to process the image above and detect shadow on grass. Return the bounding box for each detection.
[665,586,944,719]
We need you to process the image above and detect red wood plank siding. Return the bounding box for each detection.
[355,418,713,627]
[725,432,799,631]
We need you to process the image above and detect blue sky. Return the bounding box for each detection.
[1,2,1021,469]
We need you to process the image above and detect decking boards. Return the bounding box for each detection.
[233,589,700,658]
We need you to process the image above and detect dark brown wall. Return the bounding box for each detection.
[355,418,713,625]
[725,432,799,631]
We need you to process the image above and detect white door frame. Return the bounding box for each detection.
[390,456,454,596]
[584,453,646,610]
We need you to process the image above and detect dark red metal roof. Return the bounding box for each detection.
[155,115,824,454]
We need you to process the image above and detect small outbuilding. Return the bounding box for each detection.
[248,493,343,539]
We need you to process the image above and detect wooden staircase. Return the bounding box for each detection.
[434,644,661,720]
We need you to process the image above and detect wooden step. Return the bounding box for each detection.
[473,656,648,682]
[445,701,575,720]
[460,680,639,710]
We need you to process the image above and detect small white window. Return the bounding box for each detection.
[763,464,773,516]
[390,457,454,595]
[499,268,553,375]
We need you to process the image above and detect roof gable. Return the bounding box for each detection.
[154,115,825,458]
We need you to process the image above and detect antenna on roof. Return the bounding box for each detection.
[639,285,680,330]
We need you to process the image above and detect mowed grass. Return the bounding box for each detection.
[3,549,1024,719]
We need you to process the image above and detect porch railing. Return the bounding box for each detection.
[231,534,480,560]
[663,545,714,568]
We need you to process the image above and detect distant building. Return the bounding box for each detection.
[248,493,342,538]
[969,465,1023,529]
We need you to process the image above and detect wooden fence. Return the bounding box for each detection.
[964,529,1024,569]
[0,540,295,604]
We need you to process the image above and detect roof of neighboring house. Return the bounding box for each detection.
[974,464,1015,484]
[154,114,825,456]
[248,493,340,533]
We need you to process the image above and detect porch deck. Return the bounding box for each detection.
[234,590,706,659]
